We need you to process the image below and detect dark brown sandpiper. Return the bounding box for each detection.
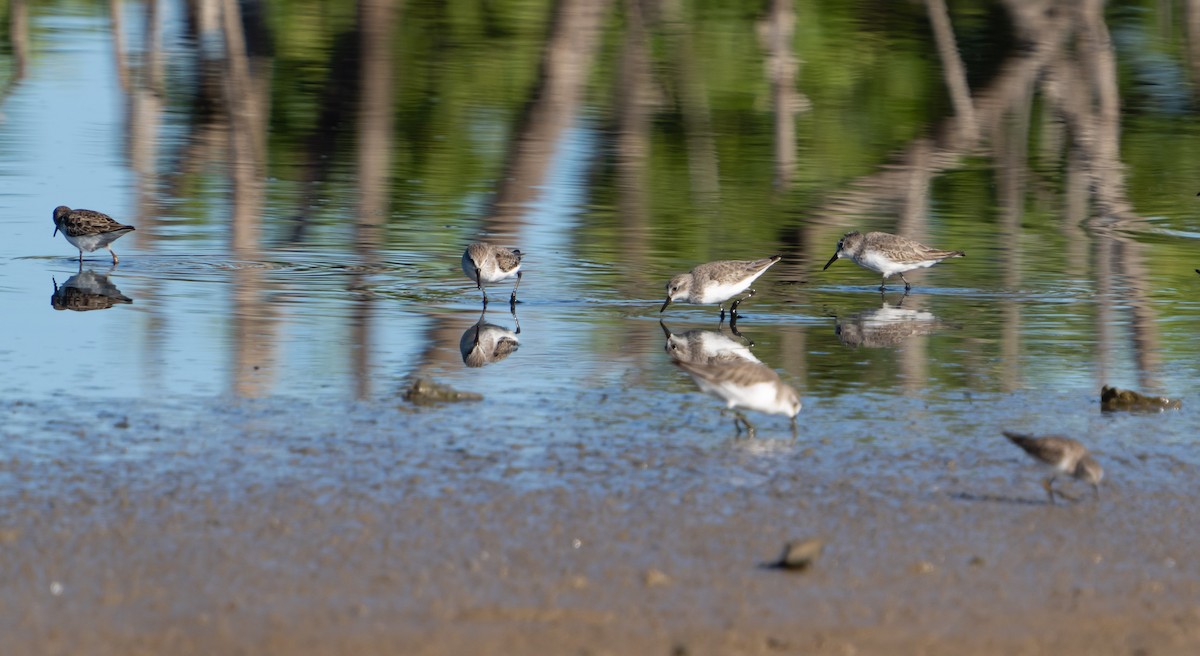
[823,231,963,291]
[1003,430,1104,505]
[52,206,136,265]
[462,242,523,307]
[661,255,781,322]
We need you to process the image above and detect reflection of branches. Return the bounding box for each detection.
[351,0,399,400]
[660,0,720,196]
[925,0,976,141]
[357,0,397,256]
[814,0,1071,223]
[809,0,1161,387]
[0,0,28,112]
[219,0,279,397]
[484,0,614,236]
[612,0,653,295]
[759,0,807,190]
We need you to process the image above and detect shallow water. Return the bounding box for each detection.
[1,2,1200,650]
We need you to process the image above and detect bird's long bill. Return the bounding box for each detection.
[52,225,59,237]
[660,297,672,313]
[822,252,840,271]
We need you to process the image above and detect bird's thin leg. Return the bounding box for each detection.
[900,273,911,291]
[725,410,742,437]
[789,415,798,441]
[1043,476,1057,505]
[510,271,522,306]
[739,412,756,439]
[730,289,756,317]
[879,275,887,292]
[728,317,754,346]
[110,247,119,265]
[718,304,727,324]
[78,251,84,265]
[1092,483,1101,502]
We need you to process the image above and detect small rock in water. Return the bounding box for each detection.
[1100,385,1181,412]
[764,538,824,572]
[403,378,483,405]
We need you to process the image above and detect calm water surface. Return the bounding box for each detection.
[1,1,1198,488]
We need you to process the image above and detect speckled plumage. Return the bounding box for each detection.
[462,242,523,306]
[52,206,136,265]
[1003,431,1103,504]
[660,255,781,320]
[823,231,963,291]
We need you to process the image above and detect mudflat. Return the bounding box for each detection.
[2,393,1198,655]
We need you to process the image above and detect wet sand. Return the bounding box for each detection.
[2,393,1198,655]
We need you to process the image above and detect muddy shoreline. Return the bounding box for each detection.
[2,392,1198,655]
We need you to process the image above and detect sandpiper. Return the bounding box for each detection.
[52,206,136,265]
[823,231,963,291]
[462,242,523,307]
[661,255,781,321]
[1003,430,1103,505]
[674,359,801,438]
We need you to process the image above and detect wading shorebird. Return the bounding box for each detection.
[52,206,136,265]
[823,231,963,291]
[1003,430,1104,505]
[462,242,523,307]
[661,255,782,322]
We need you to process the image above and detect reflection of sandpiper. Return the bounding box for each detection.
[1003,431,1103,505]
[459,308,520,368]
[51,270,134,312]
[674,359,801,439]
[834,298,948,348]
[661,320,760,366]
[822,231,963,291]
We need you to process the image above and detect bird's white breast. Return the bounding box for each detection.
[64,233,108,253]
[693,278,753,305]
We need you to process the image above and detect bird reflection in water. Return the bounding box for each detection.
[834,293,948,348]
[51,270,133,312]
[673,358,801,439]
[660,320,759,366]
[459,307,521,368]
